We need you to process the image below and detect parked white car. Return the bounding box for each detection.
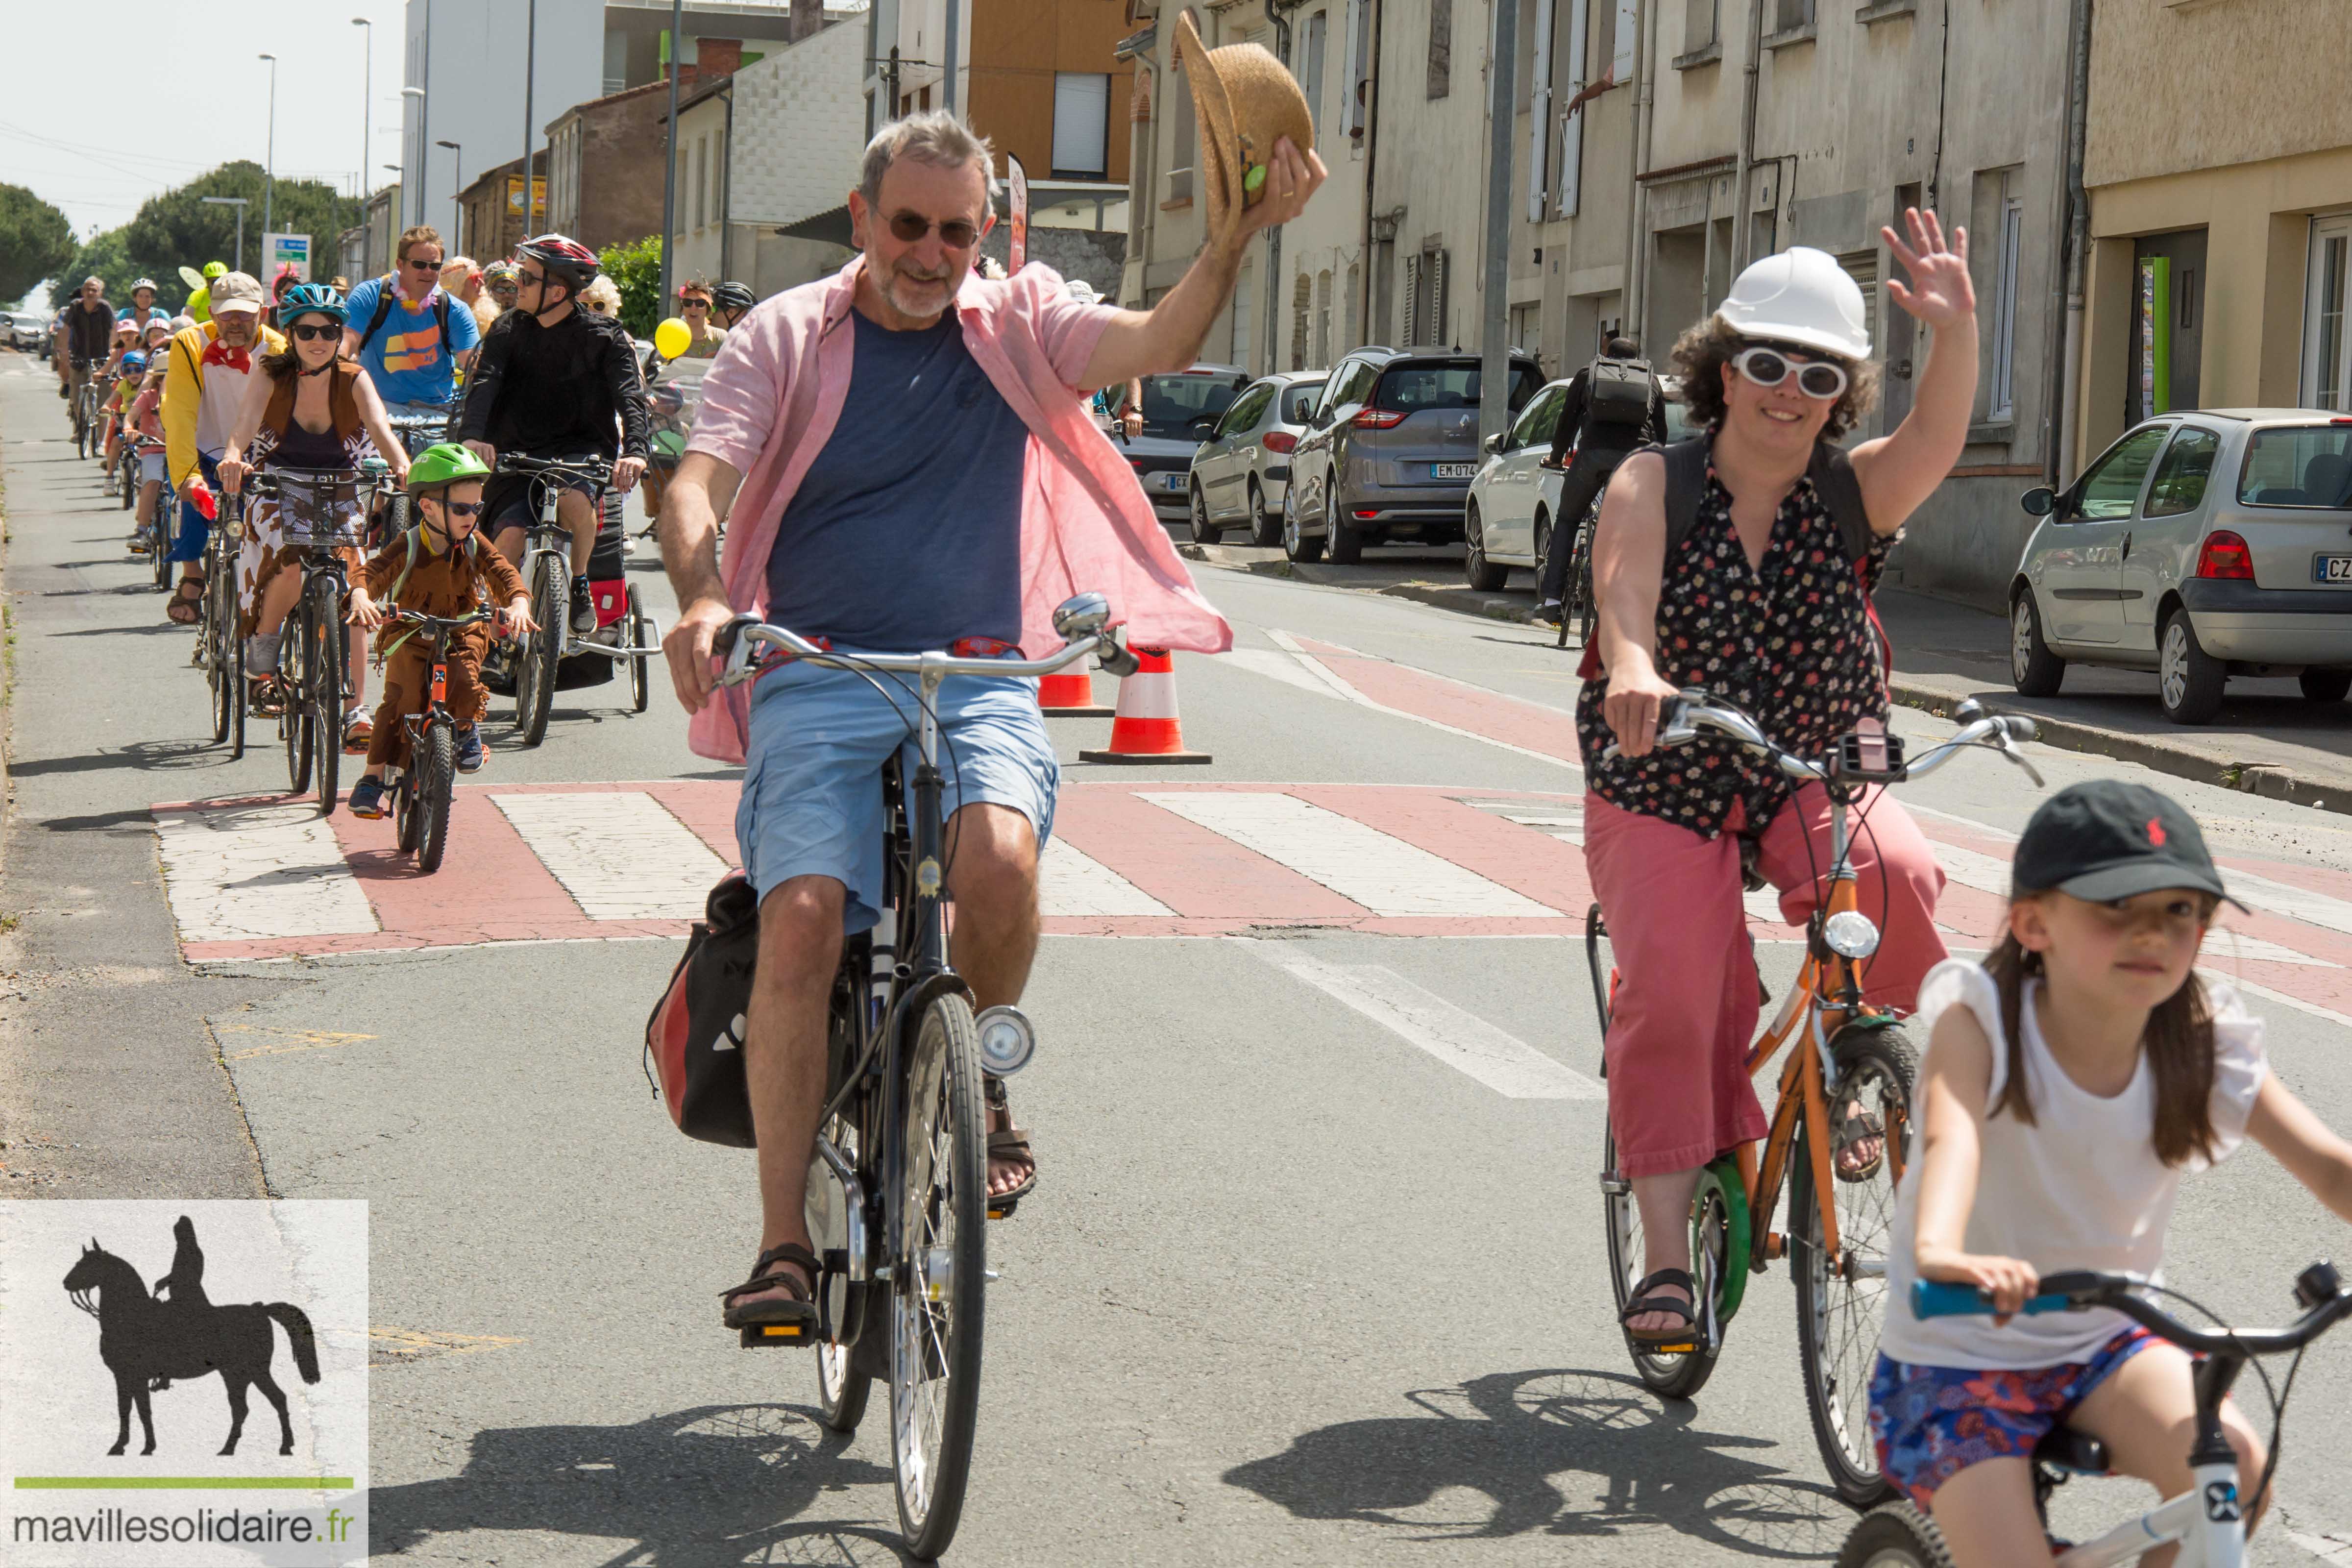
[1463,374,1692,588]
[2011,409,2352,723]
[1185,370,1326,545]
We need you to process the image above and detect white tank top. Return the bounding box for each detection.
[1879,959,2267,1370]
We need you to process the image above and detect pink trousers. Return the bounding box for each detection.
[1583,787,1948,1179]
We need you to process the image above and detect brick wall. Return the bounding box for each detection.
[575,81,684,251]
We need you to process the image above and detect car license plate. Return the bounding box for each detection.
[1162,472,1188,492]
[2317,554,2352,584]
[1430,463,1477,480]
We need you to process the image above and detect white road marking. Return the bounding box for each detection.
[1216,647,1352,701]
[1038,839,1174,917]
[1257,950,1604,1100]
[153,804,380,942]
[490,792,728,920]
[1144,791,1557,917]
[1266,629,1583,771]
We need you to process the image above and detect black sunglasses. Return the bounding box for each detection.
[886,210,981,250]
[682,299,709,309]
[518,270,547,289]
[434,501,484,518]
[288,322,340,343]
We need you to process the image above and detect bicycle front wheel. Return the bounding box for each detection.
[207,580,233,745]
[309,581,343,813]
[889,992,988,1559]
[283,605,313,797]
[514,559,564,746]
[1792,1023,1917,1507]
[416,722,455,872]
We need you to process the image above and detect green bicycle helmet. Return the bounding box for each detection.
[406,442,491,493]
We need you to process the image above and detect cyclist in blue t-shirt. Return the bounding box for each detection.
[116,279,172,328]
[339,226,480,421]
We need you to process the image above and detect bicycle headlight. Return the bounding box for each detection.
[975,1005,1036,1075]
[1822,911,1881,960]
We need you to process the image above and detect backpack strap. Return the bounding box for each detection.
[1807,441,1875,565]
[1657,436,1714,560]
[355,274,399,355]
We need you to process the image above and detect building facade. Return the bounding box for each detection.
[545,80,685,251]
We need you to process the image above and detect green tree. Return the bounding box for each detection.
[122,161,357,296]
[0,184,76,308]
[600,234,664,338]
[57,228,154,312]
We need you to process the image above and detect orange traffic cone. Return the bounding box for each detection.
[1078,648,1212,764]
[1038,669,1114,717]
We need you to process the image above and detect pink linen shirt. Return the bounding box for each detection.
[683,255,1234,764]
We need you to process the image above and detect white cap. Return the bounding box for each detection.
[1715,245,1871,360]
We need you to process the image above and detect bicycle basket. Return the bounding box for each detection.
[269,470,368,550]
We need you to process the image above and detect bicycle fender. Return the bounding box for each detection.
[1703,1154,1752,1329]
[881,971,978,1057]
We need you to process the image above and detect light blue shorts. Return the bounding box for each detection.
[735,652,1059,932]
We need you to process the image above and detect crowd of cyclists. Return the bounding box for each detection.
[24,97,2352,1567]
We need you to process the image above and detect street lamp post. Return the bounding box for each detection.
[401,85,427,229]
[258,54,278,237]
[659,0,683,308]
[522,0,539,236]
[352,19,372,227]
[202,196,251,275]
[437,141,464,252]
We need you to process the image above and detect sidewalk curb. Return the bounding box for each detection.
[1180,544,2352,817]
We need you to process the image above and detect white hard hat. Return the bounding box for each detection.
[1715,245,1871,360]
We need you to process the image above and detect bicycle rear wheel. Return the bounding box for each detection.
[1792,1023,1917,1507]
[151,493,174,590]
[309,580,343,813]
[514,558,564,746]
[812,1115,875,1435]
[889,992,988,1559]
[415,722,455,873]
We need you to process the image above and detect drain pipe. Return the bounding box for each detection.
[1622,0,1656,340]
[2053,0,2093,486]
[1728,0,1765,275]
[1267,0,1301,373]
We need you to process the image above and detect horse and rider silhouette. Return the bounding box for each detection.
[62,1216,321,1457]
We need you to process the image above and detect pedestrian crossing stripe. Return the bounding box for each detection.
[145,781,2352,1021]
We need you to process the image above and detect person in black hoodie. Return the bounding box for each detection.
[1535,336,1669,620]
[458,234,650,635]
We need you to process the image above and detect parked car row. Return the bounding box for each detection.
[1463,373,1696,588]
[4,312,50,354]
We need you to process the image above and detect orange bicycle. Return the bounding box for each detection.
[1587,690,2040,1505]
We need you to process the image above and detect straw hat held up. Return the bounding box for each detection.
[1174,9,1316,246]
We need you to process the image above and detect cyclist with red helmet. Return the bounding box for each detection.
[456,233,649,637]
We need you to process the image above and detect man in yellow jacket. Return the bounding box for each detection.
[160,272,283,624]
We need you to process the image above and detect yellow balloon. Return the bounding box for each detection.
[654,317,692,361]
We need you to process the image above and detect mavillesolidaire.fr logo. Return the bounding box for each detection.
[0,1200,368,1567]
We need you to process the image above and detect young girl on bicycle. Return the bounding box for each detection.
[1875,779,2352,1565]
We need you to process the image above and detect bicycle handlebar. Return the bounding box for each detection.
[713,615,1135,688]
[391,608,494,634]
[499,453,613,480]
[1601,688,2041,786]
[1911,1269,2352,1358]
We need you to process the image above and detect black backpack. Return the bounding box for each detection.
[1585,356,1655,428]
[354,272,452,359]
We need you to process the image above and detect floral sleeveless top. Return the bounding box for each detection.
[1574,461,1893,839]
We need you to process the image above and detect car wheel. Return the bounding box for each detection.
[2300,668,2352,703]
[2009,590,2065,697]
[1463,503,1508,591]
[1325,471,1363,564]
[2158,608,2226,724]
[1188,482,1221,545]
[1532,510,1552,589]
[1248,479,1280,547]
[1282,490,1323,564]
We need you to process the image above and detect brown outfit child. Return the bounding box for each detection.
[355,527,526,769]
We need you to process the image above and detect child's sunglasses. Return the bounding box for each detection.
[434,501,485,518]
[1732,345,1850,400]
[288,322,341,343]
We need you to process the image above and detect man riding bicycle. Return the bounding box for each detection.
[457,233,649,637]
[58,278,115,410]
[659,103,1318,1332]
[342,225,479,424]
[160,272,285,626]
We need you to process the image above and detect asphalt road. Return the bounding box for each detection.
[6,353,2352,1565]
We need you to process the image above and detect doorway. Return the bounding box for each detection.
[2124,228,2206,423]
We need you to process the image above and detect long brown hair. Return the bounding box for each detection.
[1983,898,2221,1167]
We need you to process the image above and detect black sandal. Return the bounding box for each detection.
[720,1242,821,1333]
[1619,1268,1702,1347]
[982,1077,1037,1217]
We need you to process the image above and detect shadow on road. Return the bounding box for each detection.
[1223,1368,1852,1559]
[12,738,236,779]
[370,1403,910,1567]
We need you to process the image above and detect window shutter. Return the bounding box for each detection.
[1403,254,1421,346]
[1432,250,1450,346]
[1292,271,1312,372]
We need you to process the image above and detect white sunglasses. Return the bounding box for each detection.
[1732,344,1850,401]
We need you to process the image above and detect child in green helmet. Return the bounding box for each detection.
[343,444,534,818]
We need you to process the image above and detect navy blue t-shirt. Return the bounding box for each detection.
[762,310,1027,652]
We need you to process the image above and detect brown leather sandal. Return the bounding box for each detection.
[982,1076,1037,1217]
[165,574,203,625]
[720,1242,822,1332]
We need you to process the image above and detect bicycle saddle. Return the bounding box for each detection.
[2033,1426,2110,1475]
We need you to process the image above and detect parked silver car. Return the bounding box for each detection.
[1462,373,1694,588]
[1185,370,1326,545]
[2011,409,2352,722]
[1284,347,1544,564]
[1117,364,1254,527]
[7,312,47,353]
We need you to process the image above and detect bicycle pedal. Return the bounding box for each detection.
[738,1322,814,1348]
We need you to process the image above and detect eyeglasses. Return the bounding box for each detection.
[519,270,546,289]
[886,210,981,250]
[436,501,485,518]
[1732,345,1850,401]
[288,322,340,343]
[404,256,442,272]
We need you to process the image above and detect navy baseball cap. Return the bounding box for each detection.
[2011,780,2241,908]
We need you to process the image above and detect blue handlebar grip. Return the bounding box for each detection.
[1911,1280,2074,1318]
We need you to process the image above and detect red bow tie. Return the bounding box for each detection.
[201,339,251,373]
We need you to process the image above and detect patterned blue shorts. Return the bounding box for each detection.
[1868,1328,2157,1509]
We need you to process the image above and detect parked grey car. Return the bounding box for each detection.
[1118,364,1254,527]
[2010,409,2352,723]
[1283,347,1544,564]
[1186,370,1326,545]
